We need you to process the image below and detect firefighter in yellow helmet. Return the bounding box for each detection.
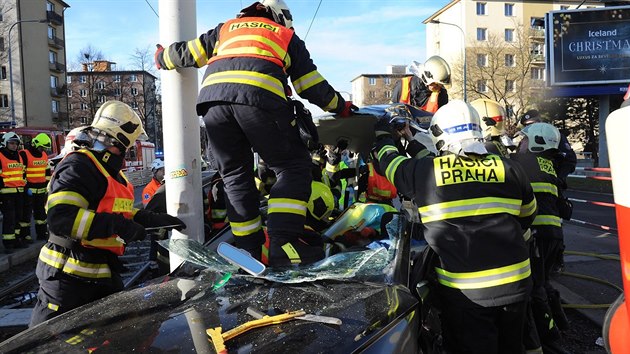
[392,56,450,113]
[374,100,537,353]
[30,101,186,327]
[0,132,26,253]
[470,98,512,158]
[155,0,355,266]
[18,133,53,244]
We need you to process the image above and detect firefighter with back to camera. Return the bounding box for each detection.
[374,100,537,353]
[29,101,186,327]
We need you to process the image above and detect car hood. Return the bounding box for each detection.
[1,271,417,353]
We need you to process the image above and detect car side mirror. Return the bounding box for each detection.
[217,242,266,276]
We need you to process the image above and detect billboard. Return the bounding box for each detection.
[547,6,630,86]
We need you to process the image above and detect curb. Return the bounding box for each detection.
[0,241,45,273]
[551,279,608,328]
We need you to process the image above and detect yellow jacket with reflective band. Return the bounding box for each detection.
[157,17,344,116]
[0,149,25,190]
[511,152,564,232]
[375,137,537,307]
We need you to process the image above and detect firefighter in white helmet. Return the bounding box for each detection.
[142,158,165,206]
[30,101,186,326]
[155,1,356,267]
[0,132,26,253]
[374,100,537,353]
[392,56,450,113]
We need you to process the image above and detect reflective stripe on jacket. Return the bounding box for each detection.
[22,149,49,184]
[399,77,412,104]
[0,150,25,190]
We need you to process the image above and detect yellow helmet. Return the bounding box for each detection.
[91,101,147,150]
[32,133,52,149]
[307,181,335,221]
[470,99,506,138]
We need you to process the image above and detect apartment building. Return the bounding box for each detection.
[66,60,158,142]
[351,65,408,107]
[0,0,70,129]
[423,0,601,117]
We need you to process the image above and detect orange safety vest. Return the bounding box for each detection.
[0,152,25,191]
[142,178,162,206]
[366,163,397,201]
[22,149,49,184]
[78,150,134,256]
[399,77,413,104]
[208,17,294,69]
[421,91,440,113]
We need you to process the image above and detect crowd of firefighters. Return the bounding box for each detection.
[0,0,605,352]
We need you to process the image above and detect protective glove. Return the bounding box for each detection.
[134,209,187,231]
[338,102,359,118]
[334,139,349,152]
[374,116,394,140]
[154,44,165,70]
[115,218,147,243]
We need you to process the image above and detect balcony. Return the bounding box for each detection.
[47,36,65,49]
[49,61,66,73]
[531,53,545,64]
[52,111,69,121]
[50,85,66,97]
[46,11,63,25]
[529,28,545,39]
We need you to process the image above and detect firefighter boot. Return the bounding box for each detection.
[268,234,325,267]
[20,222,33,243]
[3,239,16,254]
[531,297,561,343]
[548,288,570,331]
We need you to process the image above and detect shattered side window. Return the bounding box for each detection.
[159,214,406,284]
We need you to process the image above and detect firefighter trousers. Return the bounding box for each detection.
[202,103,312,254]
[1,191,24,247]
[21,190,48,240]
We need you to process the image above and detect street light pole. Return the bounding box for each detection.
[8,18,49,127]
[430,20,467,102]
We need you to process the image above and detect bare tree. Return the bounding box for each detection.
[129,46,161,150]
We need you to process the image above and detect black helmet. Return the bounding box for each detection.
[519,109,541,126]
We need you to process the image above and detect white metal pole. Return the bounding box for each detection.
[158,0,203,272]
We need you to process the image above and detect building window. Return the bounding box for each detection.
[0,94,8,108]
[67,90,72,97]
[49,51,57,64]
[476,2,486,15]
[47,1,55,12]
[532,43,544,55]
[505,29,514,42]
[0,12,3,21]
[368,91,376,98]
[385,90,392,99]
[113,75,121,82]
[384,77,391,85]
[81,103,88,110]
[79,75,86,83]
[98,95,106,103]
[66,76,71,83]
[368,78,376,86]
[96,81,105,90]
[131,101,139,109]
[505,54,515,67]
[114,88,121,96]
[505,3,514,16]
[477,80,488,92]
[69,103,73,110]
[129,74,138,82]
[505,104,514,117]
[52,100,59,113]
[0,38,4,51]
[506,80,515,92]
[48,26,55,40]
[131,88,139,96]
[0,66,6,80]
[531,68,544,80]
[80,89,87,97]
[50,75,58,88]
[80,117,88,124]
[477,28,487,41]
[477,54,488,67]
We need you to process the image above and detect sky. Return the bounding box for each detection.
[65,0,451,112]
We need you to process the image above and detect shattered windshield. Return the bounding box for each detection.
[159,213,406,284]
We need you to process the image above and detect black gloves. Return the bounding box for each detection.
[374,116,394,140]
[115,217,147,243]
[134,209,187,231]
[154,44,164,70]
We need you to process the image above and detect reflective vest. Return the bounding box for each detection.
[22,149,49,184]
[0,151,25,192]
[399,77,412,104]
[142,178,162,206]
[208,17,293,70]
[366,163,397,201]
[421,91,440,113]
[79,150,134,256]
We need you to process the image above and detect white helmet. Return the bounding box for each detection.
[521,122,560,152]
[429,100,487,155]
[1,132,21,148]
[421,56,451,87]
[90,101,147,150]
[151,158,165,172]
[261,0,293,29]
[470,99,506,138]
